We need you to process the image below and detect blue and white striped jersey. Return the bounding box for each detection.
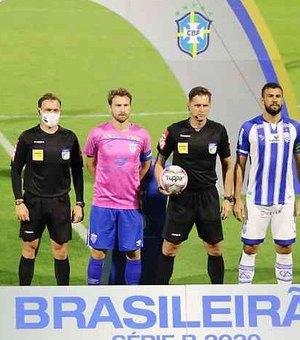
[237,115,300,205]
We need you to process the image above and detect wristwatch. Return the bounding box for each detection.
[76,201,85,208]
[223,195,235,204]
[15,199,24,206]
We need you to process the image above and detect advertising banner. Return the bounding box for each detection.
[1,285,300,339]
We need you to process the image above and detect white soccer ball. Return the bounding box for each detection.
[160,165,188,194]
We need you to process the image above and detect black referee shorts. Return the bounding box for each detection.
[163,186,223,244]
[20,192,72,244]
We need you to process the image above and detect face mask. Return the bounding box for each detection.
[40,111,60,128]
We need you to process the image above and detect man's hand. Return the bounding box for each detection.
[158,187,182,196]
[221,200,232,220]
[16,203,30,221]
[233,197,245,222]
[72,205,84,223]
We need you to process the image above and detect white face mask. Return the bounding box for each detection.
[40,111,60,128]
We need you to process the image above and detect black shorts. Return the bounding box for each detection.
[163,186,223,244]
[20,192,72,244]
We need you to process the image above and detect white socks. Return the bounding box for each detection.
[238,251,256,284]
[238,251,293,284]
[275,253,293,284]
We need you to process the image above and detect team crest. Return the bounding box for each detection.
[208,143,217,154]
[129,143,137,153]
[176,11,212,58]
[61,149,70,160]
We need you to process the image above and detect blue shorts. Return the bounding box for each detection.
[88,206,143,251]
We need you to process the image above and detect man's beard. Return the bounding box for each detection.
[265,104,282,116]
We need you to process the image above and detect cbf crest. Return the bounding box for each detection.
[176,11,212,58]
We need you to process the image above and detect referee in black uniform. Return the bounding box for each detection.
[154,86,233,284]
[11,93,84,286]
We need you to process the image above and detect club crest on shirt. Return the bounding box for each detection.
[128,143,138,153]
[208,143,217,154]
[90,233,97,244]
[61,149,70,160]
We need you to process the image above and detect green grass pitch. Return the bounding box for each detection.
[0,0,299,285]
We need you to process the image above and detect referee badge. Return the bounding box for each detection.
[32,149,44,161]
[208,143,217,154]
[61,148,70,160]
[177,142,188,154]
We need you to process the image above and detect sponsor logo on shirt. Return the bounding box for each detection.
[90,233,97,244]
[180,134,191,137]
[136,239,143,247]
[171,233,181,237]
[115,157,128,166]
[268,134,280,143]
[61,149,70,160]
[33,140,45,144]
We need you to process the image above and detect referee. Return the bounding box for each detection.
[155,86,233,284]
[11,93,84,286]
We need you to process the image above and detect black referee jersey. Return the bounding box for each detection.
[157,118,231,190]
[11,125,84,200]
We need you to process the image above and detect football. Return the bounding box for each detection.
[160,165,188,194]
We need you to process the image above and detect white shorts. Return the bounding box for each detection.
[241,199,296,246]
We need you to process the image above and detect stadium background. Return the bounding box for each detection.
[0,0,299,285]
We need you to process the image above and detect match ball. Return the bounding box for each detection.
[160,165,188,194]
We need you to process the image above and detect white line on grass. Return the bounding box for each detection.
[0,130,88,243]
[0,131,14,156]
[0,111,187,120]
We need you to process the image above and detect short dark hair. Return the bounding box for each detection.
[38,93,61,108]
[188,86,212,102]
[107,88,132,105]
[261,82,283,97]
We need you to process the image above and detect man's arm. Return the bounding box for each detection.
[86,156,97,179]
[220,155,233,220]
[154,153,173,196]
[70,135,84,223]
[294,153,300,184]
[154,153,166,187]
[233,154,248,221]
[140,159,151,181]
[11,135,30,221]
[294,153,300,216]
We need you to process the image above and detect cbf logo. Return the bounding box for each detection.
[176,11,212,58]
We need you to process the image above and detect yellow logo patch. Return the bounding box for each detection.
[177,142,188,154]
[32,149,44,161]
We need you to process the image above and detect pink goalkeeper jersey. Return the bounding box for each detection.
[84,121,152,209]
